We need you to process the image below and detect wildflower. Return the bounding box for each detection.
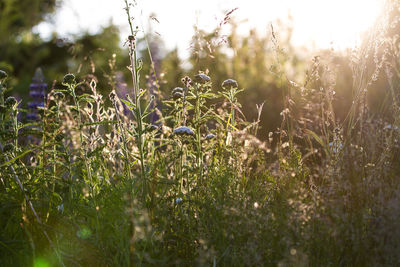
[173,126,195,136]
[205,133,216,140]
[62,73,76,85]
[27,68,47,122]
[222,79,238,89]
[0,70,7,83]
[193,73,211,84]
[176,197,183,204]
[254,202,259,208]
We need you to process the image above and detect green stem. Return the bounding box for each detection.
[195,85,203,180]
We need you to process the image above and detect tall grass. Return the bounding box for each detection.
[1,1,400,266]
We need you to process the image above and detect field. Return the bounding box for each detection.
[1,1,400,266]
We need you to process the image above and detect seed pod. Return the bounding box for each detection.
[193,73,211,84]
[63,73,76,85]
[222,79,238,89]
[173,126,195,136]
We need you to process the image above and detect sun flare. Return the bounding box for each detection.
[287,0,385,48]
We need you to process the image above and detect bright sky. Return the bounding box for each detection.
[34,0,385,56]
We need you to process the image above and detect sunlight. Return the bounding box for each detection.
[33,0,385,52]
[287,0,384,48]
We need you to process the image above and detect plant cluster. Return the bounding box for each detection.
[1,1,400,267]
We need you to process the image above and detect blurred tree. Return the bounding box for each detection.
[0,0,58,43]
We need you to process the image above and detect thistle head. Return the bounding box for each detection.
[62,73,76,86]
[173,126,195,137]
[172,87,183,94]
[222,79,238,89]
[5,97,17,108]
[172,87,184,100]
[193,73,211,84]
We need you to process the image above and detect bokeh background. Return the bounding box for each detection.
[0,0,394,138]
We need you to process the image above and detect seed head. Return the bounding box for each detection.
[193,73,211,84]
[222,79,238,89]
[62,73,76,85]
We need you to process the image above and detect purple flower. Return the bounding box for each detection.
[27,68,47,121]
